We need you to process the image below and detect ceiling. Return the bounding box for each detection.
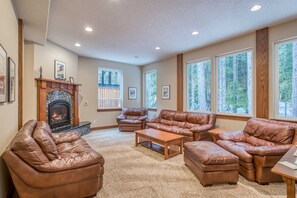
[16,0,297,66]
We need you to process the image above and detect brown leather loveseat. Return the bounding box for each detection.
[146,109,216,141]
[116,108,148,132]
[2,120,105,198]
[217,118,297,184]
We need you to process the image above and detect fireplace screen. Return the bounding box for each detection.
[48,100,71,129]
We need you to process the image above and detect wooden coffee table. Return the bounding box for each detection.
[208,128,226,142]
[135,128,184,160]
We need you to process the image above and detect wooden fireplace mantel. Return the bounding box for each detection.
[35,78,81,126]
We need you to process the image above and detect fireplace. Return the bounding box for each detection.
[48,100,71,129]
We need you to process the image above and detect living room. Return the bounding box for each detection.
[1,0,297,197]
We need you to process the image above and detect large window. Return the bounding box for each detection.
[187,59,211,111]
[216,50,253,115]
[275,39,297,119]
[144,71,157,108]
[98,68,122,109]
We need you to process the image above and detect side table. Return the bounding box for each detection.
[208,128,225,143]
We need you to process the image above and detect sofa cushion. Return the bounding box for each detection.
[245,135,275,146]
[243,119,295,144]
[171,127,192,137]
[11,120,50,166]
[184,122,199,129]
[160,119,173,126]
[172,121,185,128]
[120,119,142,124]
[33,127,60,161]
[187,113,209,125]
[173,112,187,122]
[160,110,175,120]
[216,140,253,163]
[35,121,54,140]
[126,115,140,120]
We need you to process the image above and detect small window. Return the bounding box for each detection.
[216,50,253,115]
[98,68,122,109]
[144,71,157,108]
[187,59,211,111]
[275,39,297,119]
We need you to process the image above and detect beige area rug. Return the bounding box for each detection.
[83,128,292,198]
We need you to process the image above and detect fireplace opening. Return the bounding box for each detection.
[48,100,71,129]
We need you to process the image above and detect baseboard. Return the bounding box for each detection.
[91,125,118,131]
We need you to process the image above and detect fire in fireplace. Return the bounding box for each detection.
[48,100,71,129]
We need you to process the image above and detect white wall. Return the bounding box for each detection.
[78,57,141,127]
[23,41,78,123]
[0,0,19,197]
[141,56,177,117]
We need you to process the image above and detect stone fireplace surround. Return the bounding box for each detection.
[36,78,90,134]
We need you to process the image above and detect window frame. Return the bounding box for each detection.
[186,57,212,113]
[97,67,123,110]
[273,37,297,121]
[143,70,157,109]
[214,48,254,117]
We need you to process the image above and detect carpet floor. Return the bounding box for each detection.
[83,128,292,198]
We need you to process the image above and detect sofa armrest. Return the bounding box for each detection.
[218,130,246,142]
[36,150,104,172]
[52,131,81,145]
[246,145,292,156]
[116,114,126,121]
[139,115,148,121]
[146,117,161,123]
[190,124,213,133]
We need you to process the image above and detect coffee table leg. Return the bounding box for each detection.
[283,177,296,198]
[180,138,183,154]
[164,143,168,160]
[135,134,138,146]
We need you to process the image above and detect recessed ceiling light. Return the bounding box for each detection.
[250,4,261,12]
[85,27,93,32]
[192,31,199,35]
[155,47,160,50]
[75,43,81,47]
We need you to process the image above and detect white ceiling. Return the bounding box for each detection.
[12,0,50,45]
[21,0,297,66]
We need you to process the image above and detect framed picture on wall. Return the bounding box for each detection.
[161,85,170,100]
[0,44,7,103]
[8,57,15,102]
[54,60,66,80]
[128,87,137,100]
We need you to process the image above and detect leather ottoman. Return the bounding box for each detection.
[184,141,239,186]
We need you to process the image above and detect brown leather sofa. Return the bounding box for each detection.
[146,109,216,141]
[116,108,148,132]
[217,118,297,184]
[2,120,105,198]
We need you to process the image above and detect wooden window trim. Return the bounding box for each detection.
[216,114,252,121]
[148,108,157,112]
[97,108,122,112]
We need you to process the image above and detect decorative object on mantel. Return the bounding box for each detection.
[39,66,43,78]
[69,76,74,83]
[161,85,170,100]
[54,60,66,80]
[128,87,137,100]
[8,57,15,102]
[35,78,81,130]
[0,44,7,103]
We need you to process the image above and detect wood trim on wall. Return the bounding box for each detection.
[148,108,157,112]
[177,54,183,111]
[256,27,269,119]
[18,19,23,130]
[216,114,252,121]
[91,125,118,131]
[97,108,122,112]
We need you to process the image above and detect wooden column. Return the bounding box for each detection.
[256,27,269,118]
[72,85,79,126]
[18,19,24,129]
[177,54,183,111]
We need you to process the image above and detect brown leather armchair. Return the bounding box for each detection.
[217,118,297,184]
[2,120,105,198]
[116,108,148,132]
